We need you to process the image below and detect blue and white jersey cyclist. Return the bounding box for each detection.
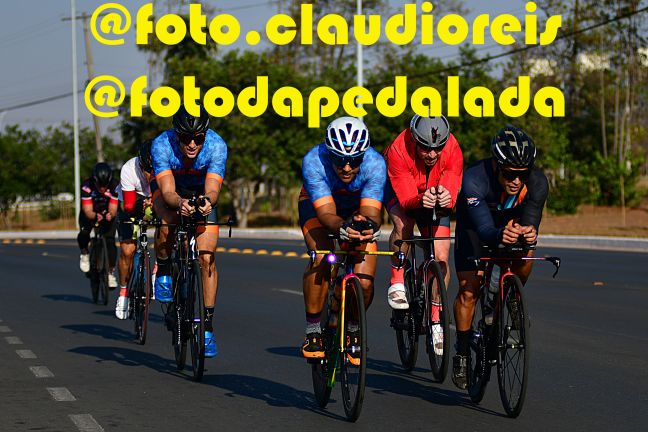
[299,116,387,364]
[151,104,228,358]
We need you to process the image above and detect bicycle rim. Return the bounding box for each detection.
[497,275,529,418]
[189,261,205,381]
[340,277,367,422]
[426,261,449,382]
[89,243,99,303]
[172,270,187,370]
[311,293,334,408]
[100,241,109,306]
[134,253,151,345]
[394,265,418,370]
[469,291,490,403]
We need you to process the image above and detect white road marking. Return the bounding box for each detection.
[5,336,22,344]
[273,288,303,296]
[30,366,54,378]
[0,325,11,333]
[16,349,36,359]
[46,387,76,401]
[69,414,104,431]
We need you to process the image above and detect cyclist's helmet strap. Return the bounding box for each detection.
[491,124,536,169]
[92,162,113,188]
[325,116,370,157]
[172,104,210,135]
[410,115,450,148]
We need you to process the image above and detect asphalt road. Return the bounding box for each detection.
[1,239,647,431]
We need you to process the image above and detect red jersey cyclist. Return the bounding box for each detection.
[299,117,386,364]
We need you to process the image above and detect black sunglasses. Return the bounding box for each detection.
[177,132,206,145]
[416,141,445,153]
[329,152,364,169]
[500,168,530,182]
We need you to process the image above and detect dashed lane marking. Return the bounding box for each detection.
[273,288,303,296]
[47,387,76,401]
[0,325,11,333]
[69,414,104,432]
[5,336,22,344]
[30,366,54,378]
[16,349,37,359]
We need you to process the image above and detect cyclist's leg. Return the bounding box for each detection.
[117,212,136,288]
[387,201,414,309]
[77,212,93,272]
[511,249,534,284]
[352,242,378,310]
[300,197,333,358]
[103,219,118,268]
[195,209,219,321]
[152,191,177,301]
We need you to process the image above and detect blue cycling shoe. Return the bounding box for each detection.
[205,331,218,358]
[154,275,173,303]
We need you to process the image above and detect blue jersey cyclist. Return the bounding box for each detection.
[451,125,549,389]
[151,104,228,358]
[299,116,386,363]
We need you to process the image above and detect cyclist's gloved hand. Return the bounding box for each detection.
[339,221,352,242]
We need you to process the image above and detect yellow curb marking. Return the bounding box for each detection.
[216,246,226,252]
[14,239,23,244]
[271,250,283,256]
[285,251,298,257]
[2,240,10,244]
[228,248,241,253]
[256,249,268,255]
[300,253,310,258]
[242,248,254,254]
[25,239,34,244]
[37,240,46,244]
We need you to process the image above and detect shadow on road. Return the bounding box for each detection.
[42,294,93,304]
[68,346,177,373]
[201,374,345,421]
[61,323,135,342]
[92,310,165,323]
[265,346,301,358]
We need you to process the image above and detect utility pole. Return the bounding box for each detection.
[70,0,81,229]
[357,0,363,120]
[63,11,104,162]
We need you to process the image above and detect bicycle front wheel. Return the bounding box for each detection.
[188,260,205,381]
[497,275,529,418]
[311,293,334,408]
[394,263,418,371]
[340,277,367,422]
[133,252,151,345]
[469,290,491,403]
[426,261,449,382]
[89,242,99,303]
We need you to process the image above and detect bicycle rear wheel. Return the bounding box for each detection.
[311,293,334,408]
[133,252,151,345]
[469,290,491,403]
[340,277,367,422]
[426,261,449,382]
[497,275,529,418]
[188,260,205,381]
[394,263,418,371]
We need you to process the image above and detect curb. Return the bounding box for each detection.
[1,229,647,253]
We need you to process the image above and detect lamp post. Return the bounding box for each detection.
[357,0,363,120]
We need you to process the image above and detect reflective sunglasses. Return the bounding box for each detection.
[329,152,364,169]
[177,132,206,146]
[416,142,445,154]
[500,168,530,182]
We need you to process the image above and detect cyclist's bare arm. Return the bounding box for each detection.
[82,202,97,220]
[107,201,118,220]
[158,174,184,210]
[314,201,345,234]
[198,177,222,216]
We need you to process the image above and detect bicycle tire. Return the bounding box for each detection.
[311,292,334,408]
[134,252,151,345]
[497,275,529,418]
[188,260,205,381]
[98,239,109,306]
[340,277,367,422]
[469,289,491,403]
[89,241,99,304]
[394,263,418,371]
[426,260,449,382]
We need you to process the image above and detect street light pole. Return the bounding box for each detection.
[357,0,364,120]
[71,0,80,229]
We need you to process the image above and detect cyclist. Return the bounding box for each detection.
[115,140,154,319]
[299,116,386,365]
[151,104,227,358]
[384,115,463,309]
[451,124,548,389]
[78,162,119,289]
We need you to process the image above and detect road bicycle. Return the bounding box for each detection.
[124,217,156,345]
[88,222,110,306]
[468,243,560,417]
[390,234,452,382]
[308,241,401,422]
[162,198,233,381]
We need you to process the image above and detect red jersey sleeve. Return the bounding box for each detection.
[385,131,424,211]
[438,134,463,208]
[123,190,137,214]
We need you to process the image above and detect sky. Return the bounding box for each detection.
[0,0,532,137]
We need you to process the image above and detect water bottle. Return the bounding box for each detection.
[484,266,500,325]
[489,265,500,293]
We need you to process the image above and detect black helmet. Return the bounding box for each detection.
[491,125,536,169]
[172,104,210,135]
[138,139,153,173]
[410,115,450,148]
[92,162,113,188]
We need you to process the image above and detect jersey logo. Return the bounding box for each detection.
[467,197,479,207]
[82,186,91,193]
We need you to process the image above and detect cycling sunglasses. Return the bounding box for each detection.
[416,141,446,154]
[329,152,364,169]
[177,132,206,146]
[500,167,531,182]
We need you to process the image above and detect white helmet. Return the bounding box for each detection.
[325,116,370,157]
